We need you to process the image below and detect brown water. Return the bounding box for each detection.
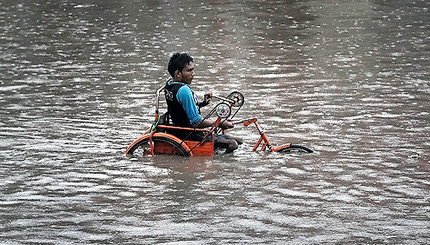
[1,0,429,244]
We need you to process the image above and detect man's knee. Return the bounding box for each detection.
[216,137,238,153]
[225,139,238,153]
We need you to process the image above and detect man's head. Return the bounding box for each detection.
[168,52,195,84]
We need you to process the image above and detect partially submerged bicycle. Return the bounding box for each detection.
[125,85,313,156]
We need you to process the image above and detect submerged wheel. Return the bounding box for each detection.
[127,135,191,156]
[276,144,313,154]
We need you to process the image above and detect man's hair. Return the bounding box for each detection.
[168,52,194,77]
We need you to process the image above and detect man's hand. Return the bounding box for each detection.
[199,91,212,107]
[203,92,212,105]
[220,119,234,129]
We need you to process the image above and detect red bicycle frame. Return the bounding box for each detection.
[237,118,291,152]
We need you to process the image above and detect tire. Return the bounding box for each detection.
[127,135,191,156]
[276,144,313,154]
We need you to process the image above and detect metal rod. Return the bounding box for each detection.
[212,95,235,104]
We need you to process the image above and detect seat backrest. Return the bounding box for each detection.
[158,112,170,125]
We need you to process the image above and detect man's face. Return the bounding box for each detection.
[178,62,195,84]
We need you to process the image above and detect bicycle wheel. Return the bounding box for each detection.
[126,135,191,156]
[275,144,313,154]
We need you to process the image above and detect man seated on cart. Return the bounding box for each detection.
[164,52,242,153]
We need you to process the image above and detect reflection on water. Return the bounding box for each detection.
[1,0,429,244]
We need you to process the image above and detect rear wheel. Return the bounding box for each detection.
[127,135,191,156]
[276,144,313,154]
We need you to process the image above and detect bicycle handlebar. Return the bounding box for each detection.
[234,118,257,126]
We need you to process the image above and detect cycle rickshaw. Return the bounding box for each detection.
[125,85,313,156]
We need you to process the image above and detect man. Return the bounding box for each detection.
[164,52,242,153]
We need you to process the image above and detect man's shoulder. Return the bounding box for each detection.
[166,81,188,93]
[177,84,192,97]
[167,81,186,86]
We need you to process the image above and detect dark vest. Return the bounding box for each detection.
[164,81,199,127]
[164,81,207,141]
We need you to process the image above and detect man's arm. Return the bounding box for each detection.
[176,86,234,129]
[192,118,234,129]
[176,86,202,124]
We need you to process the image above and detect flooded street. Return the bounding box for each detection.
[1,0,429,244]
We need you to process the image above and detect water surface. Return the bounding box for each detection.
[1,0,429,244]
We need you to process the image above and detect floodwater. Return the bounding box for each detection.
[1,0,429,244]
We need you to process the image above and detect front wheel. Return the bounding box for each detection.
[275,144,313,154]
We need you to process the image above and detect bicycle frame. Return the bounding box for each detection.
[237,118,292,152]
